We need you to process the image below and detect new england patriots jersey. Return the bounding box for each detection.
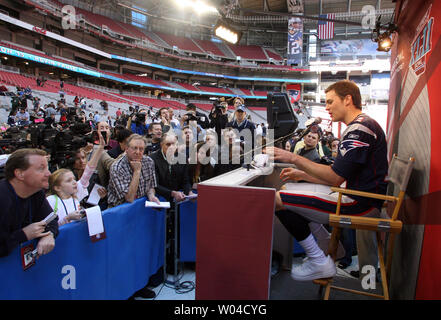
[288,32,302,55]
[331,113,388,209]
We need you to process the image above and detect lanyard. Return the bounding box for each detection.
[59,197,77,216]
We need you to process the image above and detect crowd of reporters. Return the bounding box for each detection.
[0,94,271,298]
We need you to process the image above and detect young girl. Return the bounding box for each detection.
[47,169,84,226]
[47,131,107,225]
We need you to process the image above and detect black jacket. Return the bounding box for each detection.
[108,144,124,159]
[188,163,216,184]
[149,150,191,201]
[0,179,59,257]
[196,111,210,129]
[209,111,228,145]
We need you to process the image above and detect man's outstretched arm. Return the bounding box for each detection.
[266,147,345,187]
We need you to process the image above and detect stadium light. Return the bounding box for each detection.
[377,33,392,52]
[214,20,242,44]
[173,0,218,14]
[372,17,397,52]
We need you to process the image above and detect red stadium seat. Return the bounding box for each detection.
[196,86,233,95]
[194,40,226,57]
[155,32,204,53]
[264,49,283,62]
[228,44,268,61]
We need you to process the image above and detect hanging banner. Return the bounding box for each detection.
[287,17,303,66]
[320,39,389,57]
[287,84,301,104]
[287,1,303,66]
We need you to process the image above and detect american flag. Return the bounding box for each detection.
[318,14,335,40]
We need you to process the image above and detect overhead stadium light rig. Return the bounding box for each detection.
[372,16,398,52]
[213,19,242,44]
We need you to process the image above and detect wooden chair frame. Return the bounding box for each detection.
[313,154,415,300]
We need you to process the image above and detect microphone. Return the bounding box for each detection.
[304,117,322,128]
[297,117,322,140]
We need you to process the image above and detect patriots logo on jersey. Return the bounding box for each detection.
[339,139,370,157]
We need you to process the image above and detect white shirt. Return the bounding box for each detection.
[47,195,81,223]
[255,124,263,137]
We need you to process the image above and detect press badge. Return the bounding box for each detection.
[21,243,38,271]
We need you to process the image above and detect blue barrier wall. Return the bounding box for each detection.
[0,197,165,300]
[179,200,197,262]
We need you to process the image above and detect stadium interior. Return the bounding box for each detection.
[0,0,393,132]
[0,0,410,302]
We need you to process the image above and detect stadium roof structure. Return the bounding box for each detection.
[119,0,396,32]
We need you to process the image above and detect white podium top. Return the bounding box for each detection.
[200,165,285,187]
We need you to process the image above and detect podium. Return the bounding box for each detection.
[195,164,294,300]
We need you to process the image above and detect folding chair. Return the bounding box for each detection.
[313,154,415,300]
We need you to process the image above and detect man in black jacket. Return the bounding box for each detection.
[0,149,59,257]
[149,133,194,202]
[209,101,229,145]
[186,103,210,129]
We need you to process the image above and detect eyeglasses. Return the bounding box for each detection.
[128,146,145,152]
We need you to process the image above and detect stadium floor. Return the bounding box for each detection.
[135,255,381,300]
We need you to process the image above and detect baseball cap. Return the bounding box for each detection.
[236,104,246,112]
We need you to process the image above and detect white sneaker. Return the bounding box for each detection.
[316,237,346,260]
[291,255,336,281]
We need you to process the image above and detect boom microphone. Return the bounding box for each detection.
[298,117,322,140]
[304,117,322,128]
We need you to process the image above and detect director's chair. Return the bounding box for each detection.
[313,154,415,300]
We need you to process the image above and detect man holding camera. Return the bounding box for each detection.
[181,111,206,144]
[209,101,229,145]
[185,103,210,129]
[130,111,149,136]
[0,149,59,257]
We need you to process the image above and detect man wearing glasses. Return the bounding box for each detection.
[108,134,161,299]
[149,133,194,203]
[108,134,160,208]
